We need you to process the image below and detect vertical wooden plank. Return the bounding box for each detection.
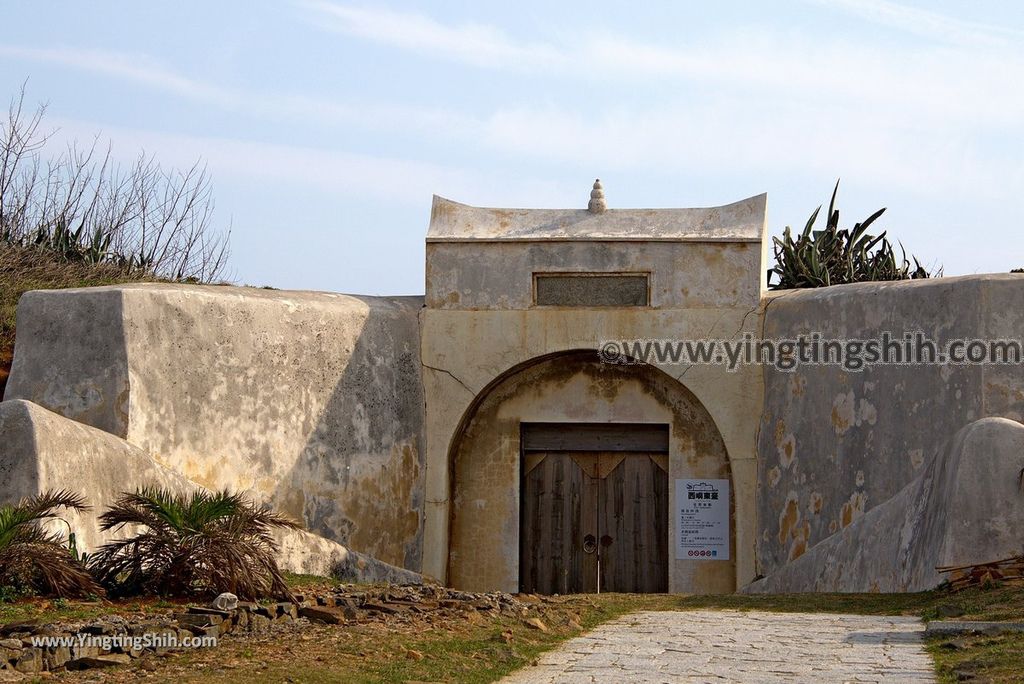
[651,457,669,592]
[548,454,563,594]
[519,452,540,593]
[581,459,599,593]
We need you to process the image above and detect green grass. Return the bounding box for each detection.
[673,583,1024,623]
[280,572,345,591]
[0,244,154,396]
[0,596,188,625]
[928,632,1024,684]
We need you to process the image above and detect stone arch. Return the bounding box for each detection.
[445,349,735,594]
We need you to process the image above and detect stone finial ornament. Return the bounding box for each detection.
[588,179,607,214]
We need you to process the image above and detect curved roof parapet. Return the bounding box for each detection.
[426,193,767,243]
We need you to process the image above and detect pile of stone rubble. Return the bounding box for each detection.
[0,584,541,677]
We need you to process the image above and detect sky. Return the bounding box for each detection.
[2,0,1023,295]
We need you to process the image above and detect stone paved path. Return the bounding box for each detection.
[501,610,935,683]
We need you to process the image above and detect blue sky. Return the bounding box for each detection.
[2,0,1023,294]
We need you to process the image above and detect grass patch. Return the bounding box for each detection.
[0,595,189,626]
[927,632,1024,684]
[673,591,941,616]
[673,582,1024,623]
[282,573,345,592]
[0,244,155,396]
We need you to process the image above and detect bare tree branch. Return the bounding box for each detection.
[0,86,231,282]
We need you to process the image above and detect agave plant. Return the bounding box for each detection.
[0,490,101,598]
[90,488,299,600]
[769,181,935,289]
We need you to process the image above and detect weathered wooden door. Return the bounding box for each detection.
[598,453,668,593]
[519,452,599,594]
[520,426,669,594]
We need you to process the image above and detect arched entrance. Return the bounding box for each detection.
[446,350,735,594]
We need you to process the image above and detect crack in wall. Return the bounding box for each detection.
[422,363,475,397]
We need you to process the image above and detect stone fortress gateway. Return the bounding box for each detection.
[422,182,766,594]
[3,180,1024,595]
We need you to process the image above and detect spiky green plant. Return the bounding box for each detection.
[90,488,300,600]
[769,181,935,289]
[0,490,101,597]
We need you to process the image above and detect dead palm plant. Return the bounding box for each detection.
[0,490,101,597]
[90,488,299,601]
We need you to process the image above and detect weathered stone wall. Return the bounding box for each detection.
[426,240,762,310]
[0,399,347,576]
[746,417,1024,592]
[757,275,1024,577]
[5,284,426,571]
[0,399,423,582]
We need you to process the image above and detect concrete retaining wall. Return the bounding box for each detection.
[746,417,1024,592]
[757,274,1024,577]
[4,284,426,571]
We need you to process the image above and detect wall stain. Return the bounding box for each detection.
[778,494,799,546]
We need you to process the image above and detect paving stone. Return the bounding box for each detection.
[500,610,935,683]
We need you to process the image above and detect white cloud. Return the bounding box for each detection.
[299,3,1024,129]
[0,45,235,106]
[474,99,1024,200]
[297,0,561,69]
[42,117,573,208]
[806,0,1024,47]
[0,43,479,138]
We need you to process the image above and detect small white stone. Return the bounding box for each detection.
[211,592,238,611]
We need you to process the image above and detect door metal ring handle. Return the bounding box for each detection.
[582,534,597,554]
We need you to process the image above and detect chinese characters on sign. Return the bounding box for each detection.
[675,479,730,561]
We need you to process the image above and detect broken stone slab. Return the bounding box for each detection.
[186,606,232,619]
[274,603,298,620]
[67,653,131,669]
[362,602,403,615]
[0,623,37,637]
[247,614,271,633]
[40,645,72,670]
[13,649,42,674]
[128,620,176,636]
[175,613,223,629]
[185,625,221,640]
[298,607,347,625]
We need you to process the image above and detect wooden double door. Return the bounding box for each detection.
[519,424,669,594]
